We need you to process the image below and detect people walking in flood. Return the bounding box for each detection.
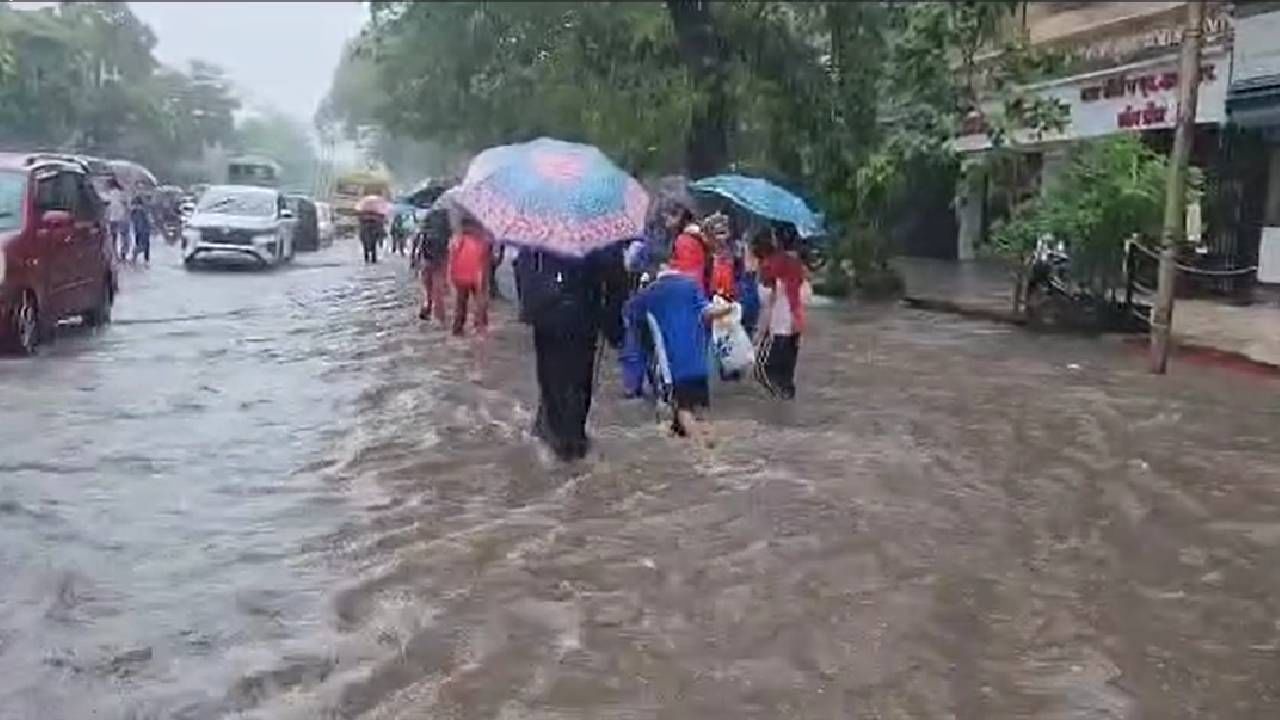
[449,216,493,337]
[414,204,452,323]
[702,212,737,302]
[738,232,766,340]
[129,196,152,265]
[104,179,130,260]
[390,210,410,256]
[757,225,808,399]
[626,245,732,446]
[358,210,384,264]
[670,218,711,294]
[516,245,628,461]
[441,138,648,461]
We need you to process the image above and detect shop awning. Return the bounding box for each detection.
[1227,81,1280,128]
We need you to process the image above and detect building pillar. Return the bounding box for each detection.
[956,156,986,261]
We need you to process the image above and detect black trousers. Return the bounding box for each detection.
[533,327,597,461]
[362,237,378,263]
[764,333,800,399]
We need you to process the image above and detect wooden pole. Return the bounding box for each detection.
[1149,0,1205,374]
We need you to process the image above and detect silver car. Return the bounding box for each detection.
[182,185,294,268]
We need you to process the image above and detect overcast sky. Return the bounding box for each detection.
[128,1,367,122]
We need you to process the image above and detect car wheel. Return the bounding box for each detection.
[8,291,40,355]
[83,275,114,328]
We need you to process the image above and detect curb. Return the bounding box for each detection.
[901,295,1026,326]
[904,294,1280,377]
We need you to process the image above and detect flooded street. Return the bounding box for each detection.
[2,241,1279,719]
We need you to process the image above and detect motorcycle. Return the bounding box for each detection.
[1022,235,1147,332]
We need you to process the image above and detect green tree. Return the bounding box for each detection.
[0,3,241,184]
[359,1,694,175]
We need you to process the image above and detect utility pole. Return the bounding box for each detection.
[1150,0,1205,374]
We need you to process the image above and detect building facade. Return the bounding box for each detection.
[953,2,1233,264]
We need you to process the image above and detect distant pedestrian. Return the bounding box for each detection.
[358,211,384,263]
[448,217,492,337]
[757,226,808,400]
[414,206,451,323]
[104,179,130,260]
[390,211,410,255]
[129,197,152,265]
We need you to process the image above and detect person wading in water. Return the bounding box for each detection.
[515,244,628,461]
[358,211,385,264]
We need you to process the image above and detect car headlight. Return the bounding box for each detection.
[183,228,200,243]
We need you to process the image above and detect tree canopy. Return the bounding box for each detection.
[343,0,1063,267]
[0,2,318,188]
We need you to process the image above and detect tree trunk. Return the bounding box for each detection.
[666,0,729,177]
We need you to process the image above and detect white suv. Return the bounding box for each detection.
[183,185,294,268]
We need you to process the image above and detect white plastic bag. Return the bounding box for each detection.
[710,297,755,372]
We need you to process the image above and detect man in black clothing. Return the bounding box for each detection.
[517,244,628,461]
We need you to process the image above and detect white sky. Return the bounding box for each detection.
[128,1,366,123]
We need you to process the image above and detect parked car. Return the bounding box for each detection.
[0,153,117,355]
[285,194,320,252]
[315,201,336,247]
[182,185,295,268]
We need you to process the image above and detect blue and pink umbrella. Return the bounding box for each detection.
[448,138,649,259]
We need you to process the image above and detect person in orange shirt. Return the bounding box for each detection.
[702,212,737,301]
[670,221,711,294]
[449,217,492,337]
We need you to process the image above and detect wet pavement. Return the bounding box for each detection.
[2,241,1280,719]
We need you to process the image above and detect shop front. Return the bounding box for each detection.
[953,43,1229,261]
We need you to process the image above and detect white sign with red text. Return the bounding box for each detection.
[954,47,1228,153]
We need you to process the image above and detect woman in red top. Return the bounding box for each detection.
[449,217,492,336]
[757,226,807,399]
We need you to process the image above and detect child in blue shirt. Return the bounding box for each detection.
[626,251,731,444]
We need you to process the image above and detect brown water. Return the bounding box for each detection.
[2,242,1279,719]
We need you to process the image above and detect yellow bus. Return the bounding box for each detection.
[330,169,391,236]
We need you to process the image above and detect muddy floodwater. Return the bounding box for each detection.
[2,242,1279,719]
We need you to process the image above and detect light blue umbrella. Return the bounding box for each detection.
[690,174,825,239]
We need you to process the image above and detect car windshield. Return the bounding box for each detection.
[196,189,276,217]
[0,171,24,232]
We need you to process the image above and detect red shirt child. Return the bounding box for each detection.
[670,225,709,294]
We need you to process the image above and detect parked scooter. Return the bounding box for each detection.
[1023,234,1148,332]
[1023,234,1098,330]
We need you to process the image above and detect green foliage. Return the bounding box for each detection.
[991,135,1188,296]
[343,0,1067,285]
[0,3,316,188]
[356,2,691,176]
[0,3,244,181]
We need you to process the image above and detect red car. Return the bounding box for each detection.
[0,153,117,355]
